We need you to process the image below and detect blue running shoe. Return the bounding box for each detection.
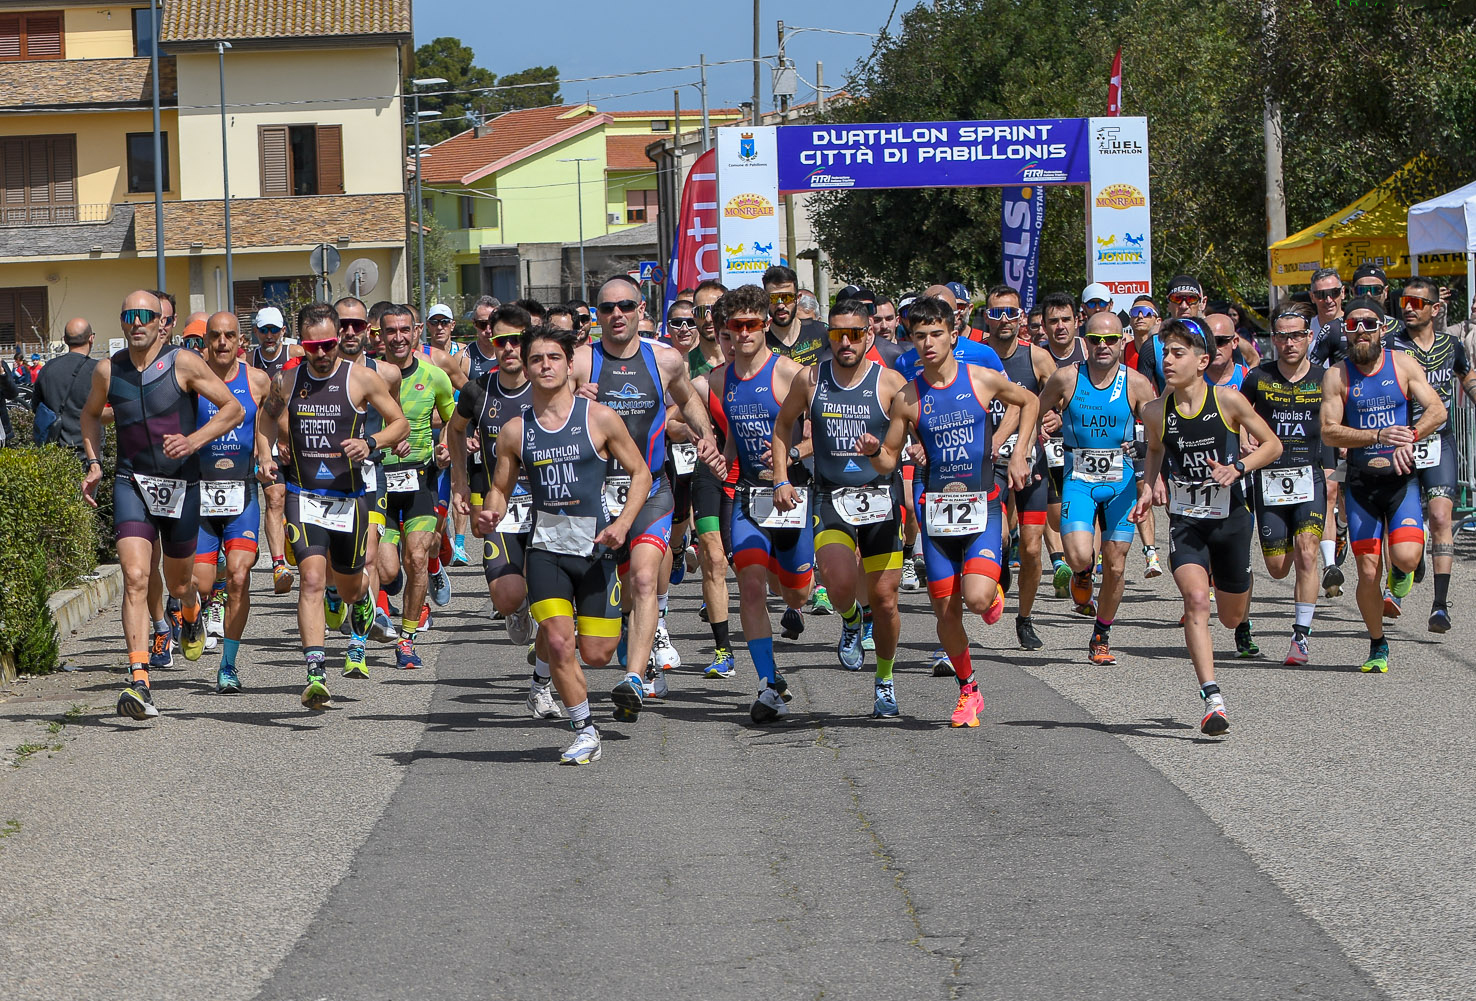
[861,620,875,651]
[931,647,954,677]
[670,555,686,586]
[704,647,736,678]
[837,621,864,671]
[215,663,241,694]
[873,681,899,718]
[611,672,644,722]
[1429,607,1452,633]
[616,625,628,669]
[430,566,452,607]
[149,629,173,669]
[395,638,422,669]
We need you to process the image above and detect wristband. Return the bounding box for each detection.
[83,458,100,468]
[1374,428,1382,446]
[773,480,790,488]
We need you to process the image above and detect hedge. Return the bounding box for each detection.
[0,442,101,673]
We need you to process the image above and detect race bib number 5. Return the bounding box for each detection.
[134,473,187,519]
[1413,436,1441,470]
[1169,478,1229,519]
[385,467,419,493]
[924,490,989,537]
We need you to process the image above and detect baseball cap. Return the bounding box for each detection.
[253,306,284,330]
[945,281,970,303]
[1351,264,1388,286]
[181,316,208,338]
[838,284,877,303]
[30,352,40,361]
[427,303,454,321]
[1167,274,1203,298]
[1081,282,1113,304]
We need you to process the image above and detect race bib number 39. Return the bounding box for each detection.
[134,474,187,519]
[1413,436,1441,470]
[831,485,891,526]
[1261,465,1313,505]
[748,487,808,529]
[1070,448,1124,484]
[1169,478,1229,519]
[199,480,246,517]
[924,490,989,537]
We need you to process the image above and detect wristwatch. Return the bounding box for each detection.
[789,446,801,462]
[1232,459,1246,474]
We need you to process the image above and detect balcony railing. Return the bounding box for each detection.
[0,203,113,228]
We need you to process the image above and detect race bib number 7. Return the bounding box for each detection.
[300,494,356,532]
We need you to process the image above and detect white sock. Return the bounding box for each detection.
[533,657,551,683]
[153,618,168,634]
[657,592,669,615]
[1320,539,1336,568]
[1294,602,1315,630]
[564,699,591,728]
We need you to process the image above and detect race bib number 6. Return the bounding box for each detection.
[924,490,989,537]
[199,480,246,517]
[1044,438,1065,468]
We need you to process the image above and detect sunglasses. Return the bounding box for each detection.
[161,314,176,327]
[1129,305,1158,319]
[121,308,160,325]
[726,317,765,334]
[1353,283,1385,297]
[257,324,284,335]
[1400,294,1435,310]
[1168,293,1202,305]
[339,318,368,333]
[693,305,713,318]
[986,306,1022,320]
[183,336,205,349]
[1345,317,1382,333]
[768,292,796,306]
[428,317,453,325]
[597,299,639,314]
[575,312,591,323]
[1084,298,1111,310]
[1085,333,1122,346]
[492,333,522,346]
[1311,287,1343,300]
[1271,328,1309,339]
[1177,317,1210,348]
[667,317,697,329]
[301,337,339,353]
[828,326,868,343]
[1214,335,1236,347]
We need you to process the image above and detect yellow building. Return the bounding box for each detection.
[0,0,410,354]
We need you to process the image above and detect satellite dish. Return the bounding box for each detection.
[344,258,379,298]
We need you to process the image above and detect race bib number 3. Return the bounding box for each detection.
[134,474,187,519]
[671,442,698,476]
[1262,465,1313,505]
[832,485,891,526]
[1169,478,1229,519]
[748,487,808,529]
[300,494,356,532]
[385,467,419,493]
[199,480,246,518]
[1070,448,1124,484]
[924,490,989,537]
[604,477,632,518]
[1413,436,1441,470]
[1044,438,1065,468]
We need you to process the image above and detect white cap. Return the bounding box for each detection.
[427,303,454,321]
[253,306,284,329]
[1081,282,1113,305]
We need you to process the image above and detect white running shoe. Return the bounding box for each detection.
[900,559,921,592]
[685,547,700,573]
[560,727,602,765]
[527,681,564,720]
[507,601,536,646]
[652,616,680,671]
[205,595,225,638]
[750,685,790,724]
[643,666,669,699]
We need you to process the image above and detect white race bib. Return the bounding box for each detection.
[831,485,891,526]
[1169,478,1229,519]
[531,510,596,556]
[672,442,698,476]
[133,473,186,519]
[500,495,532,534]
[1413,436,1441,470]
[1044,437,1065,468]
[1070,448,1124,484]
[997,433,1019,461]
[924,490,989,537]
[1261,465,1313,505]
[385,467,419,493]
[300,493,356,532]
[604,476,633,517]
[199,480,246,518]
[360,462,378,493]
[748,487,808,529]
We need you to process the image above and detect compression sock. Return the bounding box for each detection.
[952,648,974,686]
[304,647,325,673]
[1050,551,1064,570]
[1294,602,1315,635]
[1434,572,1451,609]
[129,652,149,687]
[377,589,391,614]
[657,592,669,616]
[840,601,863,627]
[748,636,778,685]
[221,638,240,668]
[1320,539,1336,568]
[875,655,894,684]
[399,618,417,643]
[710,619,730,650]
[565,699,592,730]
[428,554,442,574]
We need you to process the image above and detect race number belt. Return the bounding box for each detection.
[300,494,356,532]
[199,480,246,518]
[1169,477,1229,519]
[360,461,378,493]
[1413,436,1441,470]
[500,493,532,534]
[1069,448,1124,484]
[924,490,989,536]
[531,511,596,556]
[746,486,808,529]
[997,433,1019,461]
[605,476,633,517]
[1044,437,1065,468]
[830,485,891,526]
[133,473,187,519]
[1261,465,1313,505]
[385,467,420,493]
[671,442,699,476]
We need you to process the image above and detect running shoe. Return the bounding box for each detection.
[560,727,602,765]
[669,554,686,586]
[418,603,433,633]
[780,607,805,639]
[1199,686,1229,736]
[983,587,1004,625]
[430,566,452,607]
[900,560,922,592]
[1321,564,1344,598]
[1052,561,1072,599]
[451,538,470,567]
[323,591,346,631]
[1387,567,1414,600]
[343,641,368,679]
[610,673,645,722]
[950,682,984,728]
[167,597,182,644]
[1088,632,1116,665]
[686,546,699,574]
[873,681,899,719]
[837,620,865,671]
[1144,546,1163,579]
[861,620,875,651]
[616,625,628,669]
[301,669,331,710]
[1429,606,1452,634]
[643,665,669,700]
[704,648,736,679]
[1234,620,1260,658]
[698,602,709,622]
[1360,643,1390,674]
[772,671,794,702]
[750,685,790,724]
[215,663,242,693]
[526,644,536,667]
[506,601,535,647]
[998,557,1013,598]
[371,609,397,643]
[1382,590,1402,618]
[930,647,954,677]
[1335,528,1348,567]
[273,562,294,595]
[348,595,374,641]
[1015,615,1043,651]
[395,638,422,670]
[149,629,173,669]
[1070,569,1094,610]
[1284,632,1310,666]
[809,587,833,615]
[117,680,158,720]
[205,590,226,639]
[652,617,680,671]
[527,681,564,720]
[179,609,206,662]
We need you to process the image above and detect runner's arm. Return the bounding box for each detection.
[1129,397,1167,522]
[356,368,409,452]
[78,361,111,504]
[861,384,916,476]
[661,347,717,458]
[769,365,814,492]
[446,407,473,513]
[1219,388,1282,477]
[1318,364,1370,449]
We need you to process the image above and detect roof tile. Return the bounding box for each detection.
[418,105,602,185]
[605,134,656,172]
[160,0,411,43]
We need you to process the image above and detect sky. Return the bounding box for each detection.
[412,0,925,113]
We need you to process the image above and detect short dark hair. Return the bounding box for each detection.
[761,265,798,289]
[874,295,894,309]
[669,299,695,313]
[830,298,870,323]
[334,296,365,313]
[378,303,414,328]
[520,324,576,364]
[1273,303,1313,329]
[297,301,339,336]
[986,284,1019,304]
[368,300,394,325]
[694,279,727,298]
[513,298,545,320]
[495,303,533,330]
[1403,276,1440,299]
[149,289,177,313]
[676,287,696,300]
[544,304,576,325]
[565,298,589,311]
[905,296,955,331]
[1040,292,1075,316]
[719,284,769,318]
[1133,294,1156,305]
[1310,267,1342,289]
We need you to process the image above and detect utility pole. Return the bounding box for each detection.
[560,157,597,301]
[777,21,789,120]
[699,54,710,151]
[217,42,233,310]
[148,0,164,291]
[816,61,825,113]
[410,76,447,316]
[1262,0,1287,311]
[752,0,762,125]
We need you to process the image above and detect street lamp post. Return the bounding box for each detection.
[410,76,447,316]
[148,0,164,290]
[218,41,234,310]
[559,157,596,301]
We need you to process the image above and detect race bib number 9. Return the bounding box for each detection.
[385,467,419,493]
[748,487,808,529]
[672,442,698,476]
[134,473,187,519]
[1169,478,1229,519]
[1261,465,1313,505]
[300,494,356,532]
[924,490,989,537]
[604,476,632,518]
[1413,436,1441,470]
[831,485,891,526]
[1044,438,1065,468]
[1070,448,1124,484]
[199,480,246,518]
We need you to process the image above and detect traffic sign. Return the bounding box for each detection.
[310,243,341,277]
[637,260,658,282]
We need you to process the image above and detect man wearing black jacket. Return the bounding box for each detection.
[32,318,97,453]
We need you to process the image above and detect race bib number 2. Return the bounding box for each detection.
[671,443,698,476]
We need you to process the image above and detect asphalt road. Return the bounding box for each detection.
[3,512,1473,1000]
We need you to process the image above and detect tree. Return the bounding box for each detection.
[409,215,456,310]
[406,38,562,145]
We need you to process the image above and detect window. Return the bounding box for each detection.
[650,119,671,133]
[233,277,312,333]
[258,124,343,197]
[459,263,480,297]
[0,135,76,224]
[125,132,169,193]
[625,188,656,225]
[0,12,64,61]
[459,195,474,229]
[0,287,49,346]
[131,7,155,58]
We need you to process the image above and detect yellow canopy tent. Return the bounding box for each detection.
[1269,155,1469,287]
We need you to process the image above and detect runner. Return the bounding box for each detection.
[1037,292,1087,600]
[663,297,702,605]
[1036,311,1156,665]
[1131,317,1282,736]
[79,291,244,720]
[1204,313,1251,389]
[424,303,458,354]
[571,276,718,721]
[771,298,908,717]
[456,297,511,400]
[1321,297,1445,672]
[860,295,1040,728]
[249,304,303,596]
[762,265,827,367]
[261,302,408,706]
[1239,304,1327,665]
[482,325,652,764]
[190,312,271,693]
[1125,294,1164,577]
[689,280,727,377]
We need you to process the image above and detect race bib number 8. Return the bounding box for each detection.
[748,487,808,529]
[1044,438,1065,468]
[604,476,632,517]
[385,467,419,493]
[199,480,246,518]
[924,491,989,537]
[831,485,890,526]
[1413,436,1441,470]
[300,494,356,532]
[672,442,698,476]
[134,473,187,519]
[1070,448,1124,484]
[1169,478,1229,519]
[1262,465,1313,505]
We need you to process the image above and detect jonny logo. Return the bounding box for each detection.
[1094,233,1146,266]
[724,194,774,219]
[723,239,775,274]
[1095,183,1145,210]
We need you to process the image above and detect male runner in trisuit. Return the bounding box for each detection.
[708,284,814,724]
[1387,276,1475,631]
[663,297,702,596]
[689,280,727,377]
[762,265,827,367]
[861,296,1039,728]
[483,325,652,764]
[572,276,718,721]
[1037,292,1087,600]
[1321,297,1444,673]
[1204,313,1251,389]
[80,291,244,719]
[1240,305,1328,665]
[458,297,515,385]
[981,284,1056,650]
[191,312,271,693]
[377,304,456,669]
[772,299,908,718]
[249,304,303,595]
[1036,311,1156,665]
[260,303,408,705]
[1132,318,1281,736]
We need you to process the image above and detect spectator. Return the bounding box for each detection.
[0,352,17,445]
[25,352,43,383]
[31,317,97,451]
[11,350,31,386]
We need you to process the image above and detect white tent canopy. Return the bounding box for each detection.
[1407,180,1476,318]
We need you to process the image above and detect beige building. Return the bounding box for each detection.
[0,0,410,354]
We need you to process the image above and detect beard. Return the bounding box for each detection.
[1349,338,1381,366]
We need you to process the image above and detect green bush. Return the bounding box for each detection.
[0,445,99,673]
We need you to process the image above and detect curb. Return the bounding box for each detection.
[47,563,122,642]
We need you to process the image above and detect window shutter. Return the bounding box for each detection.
[0,17,20,59]
[259,126,289,197]
[24,14,62,58]
[1,139,25,223]
[50,136,74,219]
[233,280,263,332]
[315,125,343,195]
[0,291,15,345]
[17,287,47,343]
[27,138,49,221]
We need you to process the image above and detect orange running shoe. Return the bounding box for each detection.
[983,587,1004,625]
[1088,633,1116,665]
[950,682,984,728]
[1070,569,1094,607]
